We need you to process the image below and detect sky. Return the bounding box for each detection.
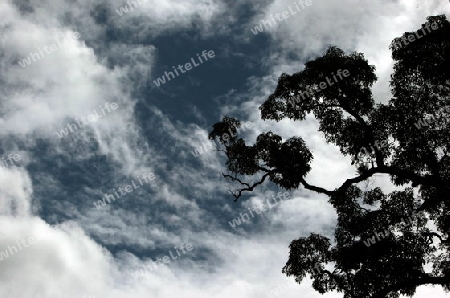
[0,0,449,297]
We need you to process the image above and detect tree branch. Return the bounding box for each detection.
[336,165,448,195]
[300,178,334,196]
[422,232,450,244]
[223,172,273,201]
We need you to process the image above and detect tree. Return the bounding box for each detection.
[209,15,450,298]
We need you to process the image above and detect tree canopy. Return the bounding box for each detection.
[209,15,450,298]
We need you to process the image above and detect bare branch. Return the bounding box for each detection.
[223,172,273,201]
[300,178,334,196]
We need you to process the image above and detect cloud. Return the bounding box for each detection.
[0,0,449,297]
[0,167,32,216]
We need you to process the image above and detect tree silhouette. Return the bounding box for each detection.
[209,15,450,298]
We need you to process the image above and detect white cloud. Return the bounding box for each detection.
[0,0,449,297]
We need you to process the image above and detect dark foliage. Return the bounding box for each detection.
[209,15,450,297]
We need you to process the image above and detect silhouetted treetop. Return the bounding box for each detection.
[210,14,450,298]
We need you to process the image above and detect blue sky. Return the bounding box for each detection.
[0,0,448,297]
